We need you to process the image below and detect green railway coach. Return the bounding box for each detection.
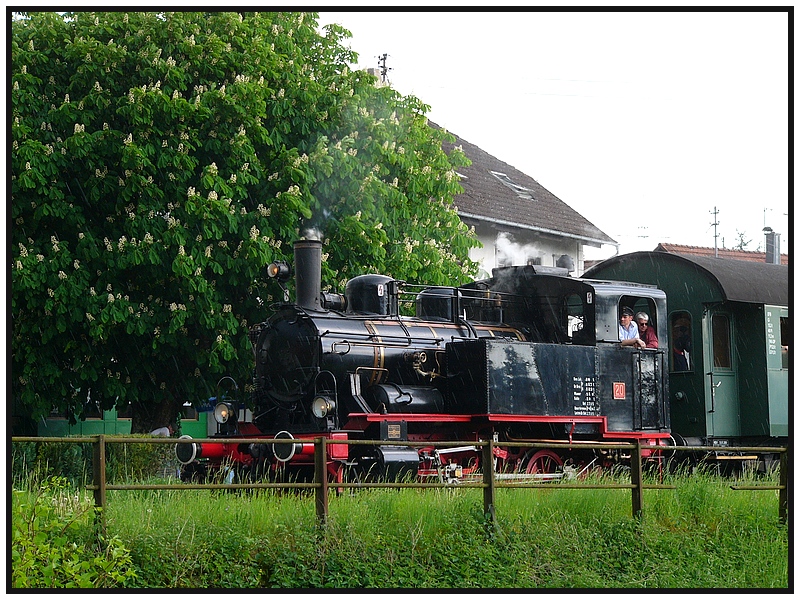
[584,251,789,456]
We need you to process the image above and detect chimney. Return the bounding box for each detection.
[294,239,322,310]
[763,228,780,264]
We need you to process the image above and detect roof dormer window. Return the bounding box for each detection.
[490,171,534,200]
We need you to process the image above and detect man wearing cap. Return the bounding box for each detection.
[619,306,646,348]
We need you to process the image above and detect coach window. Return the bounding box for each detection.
[670,311,693,372]
[712,314,732,369]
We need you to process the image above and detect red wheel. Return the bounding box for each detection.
[525,450,563,475]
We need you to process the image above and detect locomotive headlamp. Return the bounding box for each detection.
[214,402,235,424]
[267,261,290,282]
[311,395,336,419]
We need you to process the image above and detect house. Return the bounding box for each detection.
[438,124,617,278]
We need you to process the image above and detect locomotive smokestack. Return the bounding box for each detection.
[294,239,323,311]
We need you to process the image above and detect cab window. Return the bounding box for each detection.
[566,293,584,340]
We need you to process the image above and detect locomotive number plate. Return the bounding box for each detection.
[613,382,626,400]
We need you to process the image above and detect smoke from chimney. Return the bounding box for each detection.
[495,232,544,266]
[301,227,323,242]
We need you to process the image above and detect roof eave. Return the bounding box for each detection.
[459,211,618,249]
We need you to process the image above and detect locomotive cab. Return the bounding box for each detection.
[462,268,667,347]
[453,269,671,436]
[583,278,667,347]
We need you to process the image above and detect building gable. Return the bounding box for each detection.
[437,123,616,248]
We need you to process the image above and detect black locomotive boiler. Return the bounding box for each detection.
[177,240,671,483]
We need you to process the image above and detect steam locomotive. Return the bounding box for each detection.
[177,240,671,484]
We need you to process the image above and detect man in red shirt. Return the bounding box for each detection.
[635,312,659,348]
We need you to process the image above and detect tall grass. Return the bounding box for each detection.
[10,460,787,589]
[94,465,788,589]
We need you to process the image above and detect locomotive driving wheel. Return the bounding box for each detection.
[524,449,563,477]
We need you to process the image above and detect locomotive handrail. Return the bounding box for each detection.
[320,330,443,347]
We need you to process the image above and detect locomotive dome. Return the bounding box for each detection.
[345,274,396,315]
[415,287,461,321]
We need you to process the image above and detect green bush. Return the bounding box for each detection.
[104,435,177,483]
[31,441,93,486]
[11,476,139,588]
[16,436,177,486]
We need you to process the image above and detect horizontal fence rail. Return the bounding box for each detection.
[12,436,788,536]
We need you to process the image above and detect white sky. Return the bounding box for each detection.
[318,9,790,259]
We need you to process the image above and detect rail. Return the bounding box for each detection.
[11,436,788,537]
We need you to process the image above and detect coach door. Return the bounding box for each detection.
[703,311,739,439]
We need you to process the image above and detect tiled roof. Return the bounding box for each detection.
[654,243,789,265]
[436,124,616,247]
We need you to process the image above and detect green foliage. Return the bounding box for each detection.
[11,442,38,488]
[17,436,177,486]
[30,441,92,486]
[11,11,478,430]
[104,436,179,483]
[11,476,139,588]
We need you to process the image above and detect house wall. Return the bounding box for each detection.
[468,221,587,279]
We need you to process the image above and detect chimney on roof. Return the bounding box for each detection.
[763,227,780,264]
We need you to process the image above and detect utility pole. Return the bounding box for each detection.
[710,207,720,258]
[377,53,392,84]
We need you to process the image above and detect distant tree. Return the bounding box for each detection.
[732,229,752,252]
[11,11,477,433]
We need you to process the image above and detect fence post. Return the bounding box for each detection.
[92,435,107,537]
[779,447,788,525]
[482,440,496,529]
[630,439,643,520]
[315,437,328,526]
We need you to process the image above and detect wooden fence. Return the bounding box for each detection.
[12,436,788,537]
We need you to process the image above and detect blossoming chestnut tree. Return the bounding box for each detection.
[11,11,478,433]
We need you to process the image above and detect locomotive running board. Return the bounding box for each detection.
[483,414,671,442]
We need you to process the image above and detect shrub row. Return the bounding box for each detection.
[12,436,178,486]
